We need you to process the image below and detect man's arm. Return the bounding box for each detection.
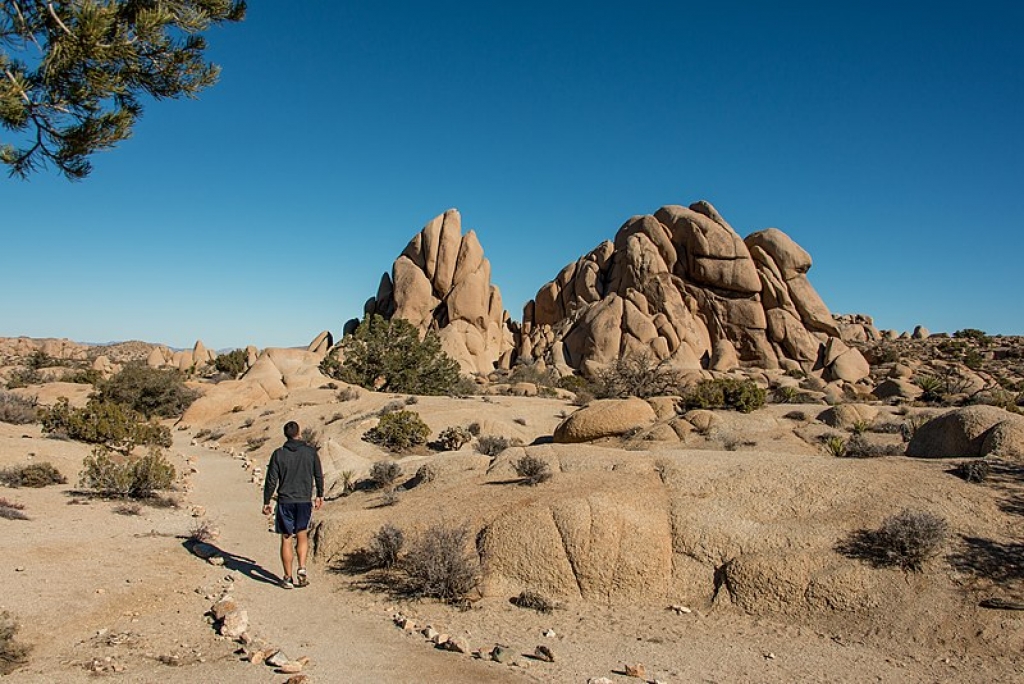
[313,451,325,509]
[262,451,279,511]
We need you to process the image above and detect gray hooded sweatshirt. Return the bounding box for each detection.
[263,439,325,505]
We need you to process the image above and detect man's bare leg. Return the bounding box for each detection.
[295,530,309,585]
[279,533,294,580]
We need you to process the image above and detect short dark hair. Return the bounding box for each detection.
[284,421,300,439]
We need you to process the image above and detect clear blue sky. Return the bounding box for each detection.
[2,1,1022,349]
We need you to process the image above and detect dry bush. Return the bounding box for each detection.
[0,392,38,425]
[112,502,142,516]
[0,462,66,488]
[842,433,904,458]
[325,411,345,425]
[683,378,766,413]
[78,448,176,499]
[301,427,322,450]
[436,426,472,451]
[367,524,405,569]
[336,386,361,402]
[513,455,551,485]
[369,461,403,490]
[378,489,401,507]
[246,436,269,451]
[402,523,479,602]
[837,509,949,571]
[466,422,481,436]
[188,518,215,543]
[593,352,681,399]
[0,498,28,521]
[955,459,990,483]
[0,611,30,674]
[475,435,511,457]
[94,363,198,418]
[414,463,438,485]
[511,590,554,613]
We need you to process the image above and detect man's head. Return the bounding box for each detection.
[284,421,300,439]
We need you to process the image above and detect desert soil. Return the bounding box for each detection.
[2,415,1021,683]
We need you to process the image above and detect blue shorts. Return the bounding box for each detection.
[275,501,313,535]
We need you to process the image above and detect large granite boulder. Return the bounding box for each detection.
[907,405,1024,459]
[553,398,658,443]
[359,209,514,374]
[517,200,843,379]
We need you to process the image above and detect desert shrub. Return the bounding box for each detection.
[336,386,361,402]
[511,590,554,613]
[913,374,943,402]
[436,426,472,451]
[414,463,438,484]
[112,502,142,516]
[0,611,31,675]
[5,368,42,389]
[369,460,403,490]
[513,455,552,485]
[78,448,176,499]
[40,398,171,454]
[783,410,809,421]
[510,360,559,388]
[953,328,991,344]
[773,386,799,404]
[837,509,949,571]
[94,363,198,418]
[0,462,66,488]
[476,435,511,457]
[850,419,871,435]
[842,433,903,458]
[301,427,322,450]
[368,523,405,569]
[321,314,461,396]
[244,435,268,451]
[0,392,38,425]
[378,400,406,415]
[593,352,681,399]
[683,378,766,413]
[364,410,430,451]
[570,388,595,406]
[466,422,481,436]
[63,368,102,385]
[188,518,215,543]
[402,523,479,602]
[0,498,28,520]
[900,414,930,443]
[955,459,990,483]
[556,374,589,394]
[379,489,401,506]
[822,435,847,457]
[213,349,247,377]
[963,349,984,371]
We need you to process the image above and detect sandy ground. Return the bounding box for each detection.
[3,404,1023,683]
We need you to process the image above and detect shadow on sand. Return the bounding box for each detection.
[181,540,281,586]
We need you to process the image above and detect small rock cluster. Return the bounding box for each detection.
[208,593,311,678]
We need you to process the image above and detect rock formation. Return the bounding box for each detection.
[357,209,515,374]
[517,200,869,380]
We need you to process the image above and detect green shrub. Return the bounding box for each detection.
[953,328,991,344]
[368,524,405,569]
[321,314,461,395]
[40,397,171,454]
[683,378,766,413]
[476,435,511,457]
[5,368,42,389]
[213,349,248,377]
[0,392,38,425]
[94,364,198,418]
[963,349,984,370]
[773,386,799,404]
[555,374,590,394]
[363,410,430,451]
[78,447,176,499]
[0,611,31,675]
[63,368,102,385]
[593,352,681,399]
[401,523,479,603]
[369,460,403,490]
[0,462,66,488]
[513,455,552,485]
[436,426,472,451]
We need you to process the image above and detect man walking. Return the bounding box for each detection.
[262,421,324,588]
